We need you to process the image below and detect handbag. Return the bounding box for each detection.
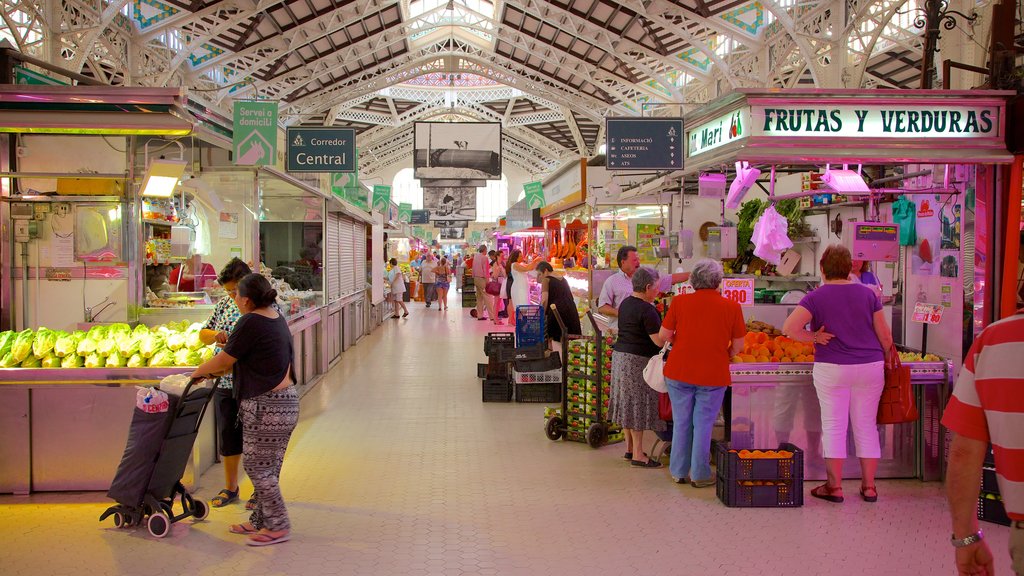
[643,346,670,393]
[877,345,918,424]
[485,280,502,296]
[658,392,672,422]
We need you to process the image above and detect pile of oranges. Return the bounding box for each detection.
[732,332,815,363]
[729,449,795,459]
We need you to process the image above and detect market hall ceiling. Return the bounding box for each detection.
[3,0,928,175]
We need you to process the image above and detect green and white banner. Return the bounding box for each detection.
[398,203,412,223]
[372,185,391,213]
[523,181,545,209]
[233,101,278,166]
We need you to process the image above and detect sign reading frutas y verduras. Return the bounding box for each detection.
[752,104,998,139]
[233,101,278,166]
[286,127,355,172]
[721,277,754,307]
[606,118,684,170]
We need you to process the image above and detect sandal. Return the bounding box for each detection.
[245,496,258,510]
[210,488,238,508]
[229,523,259,535]
[810,483,845,503]
[246,532,291,546]
[623,451,649,461]
[860,485,878,502]
[631,459,663,469]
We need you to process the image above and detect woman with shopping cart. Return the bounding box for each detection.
[192,273,298,547]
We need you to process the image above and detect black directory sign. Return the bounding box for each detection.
[410,210,430,224]
[606,118,684,170]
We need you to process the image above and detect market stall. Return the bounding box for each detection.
[678,88,1013,480]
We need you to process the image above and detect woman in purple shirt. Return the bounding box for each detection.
[783,245,894,504]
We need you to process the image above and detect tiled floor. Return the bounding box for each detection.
[0,293,1013,575]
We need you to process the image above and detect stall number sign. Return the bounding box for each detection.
[752,104,999,139]
[722,278,754,306]
[912,302,944,324]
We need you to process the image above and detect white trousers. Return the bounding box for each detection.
[812,361,885,459]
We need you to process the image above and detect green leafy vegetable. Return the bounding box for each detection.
[61,354,85,368]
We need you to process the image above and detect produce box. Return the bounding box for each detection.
[482,377,512,402]
[514,381,560,403]
[716,442,804,481]
[717,478,803,508]
[977,493,1011,526]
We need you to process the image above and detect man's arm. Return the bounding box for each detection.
[946,432,994,575]
[597,304,618,317]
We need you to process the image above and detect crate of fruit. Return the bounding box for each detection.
[715,442,804,481]
[977,493,1011,526]
[717,478,803,508]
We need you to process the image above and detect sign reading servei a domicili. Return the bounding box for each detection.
[286,127,356,172]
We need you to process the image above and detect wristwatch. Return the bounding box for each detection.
[950,530,984,547]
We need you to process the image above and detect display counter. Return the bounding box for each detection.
[727,361,952,481]
[0,368,214,495]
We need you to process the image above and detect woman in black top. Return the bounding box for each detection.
[536,261,581,343]
[193,273,298,547]
[608,266,667,468]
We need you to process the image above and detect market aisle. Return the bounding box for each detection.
[0,291,1013,576]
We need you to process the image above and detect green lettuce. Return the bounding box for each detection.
[117,335,141,357]
[41,354,61,368]
[105,351,127,368]
[33,329,61,359]
[108,323,131,338]
[185,330,205,351]
[199,346,215,363]
[1,352,20,367]
[148,349,175,367]
[84,353,104,368]
[173,348,202,367]
[127,353,145,368]
[96,337,116,357]
[11,329,34,362]
[165,333,186,351]
[139,335,165,358]
[20,354,41,368]
[54,332,83,357]
[0,331,14,356]
[86,325,108,341]
[132,324,150,337]
[61,354,85,368]
[76,337,97,356]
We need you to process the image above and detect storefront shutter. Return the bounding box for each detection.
[353,222,367,294]
[326,212,342,301]
[339,216,356,296]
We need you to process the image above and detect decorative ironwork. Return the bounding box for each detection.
[905,0,978,44]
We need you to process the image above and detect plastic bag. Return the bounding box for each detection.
[135,387,169,413]
[158,374,192,396]
[752,205,793,265]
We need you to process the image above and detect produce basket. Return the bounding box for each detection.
[715,442,804,481]
[717,478,803,508]
[977,493,1011,526]
[515,305,545,348]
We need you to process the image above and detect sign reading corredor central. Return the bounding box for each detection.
[286,127,356,172]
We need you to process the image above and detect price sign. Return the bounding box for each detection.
[912,302,944,324]
[722,277,754,306]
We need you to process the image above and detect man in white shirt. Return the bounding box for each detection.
[421,252,438,308]
[597,245,689,325]
[472,244,500,324]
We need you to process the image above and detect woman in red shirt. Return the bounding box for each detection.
[658,259,746,487]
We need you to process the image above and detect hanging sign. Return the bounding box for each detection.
[286,127,355,172]
[411,210,430,224]
[523,181,545,209]
[398,203,412,223]
[14,66,67,86]
[606,118,684,170]
[721,277,755,307]
[752,104,999,139]
[233,101,278,166]
[372,185,392,213]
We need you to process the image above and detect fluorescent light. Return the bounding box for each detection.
[821,167,869,194]
[141,159,187,198]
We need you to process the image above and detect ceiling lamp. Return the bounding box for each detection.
[140,159,188,198]
[725,161,760,209]
[820,164,869,194]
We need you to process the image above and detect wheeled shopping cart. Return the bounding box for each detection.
[543,309,622,448]
[99,376,215,538]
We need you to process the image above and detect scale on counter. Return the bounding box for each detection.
[846,221,900,262]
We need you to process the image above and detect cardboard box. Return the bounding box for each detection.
[56,178,123,196]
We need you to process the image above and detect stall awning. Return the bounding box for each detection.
[683,89,1015,173]
[0,85,194,136]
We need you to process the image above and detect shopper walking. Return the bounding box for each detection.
[472,244,499,324]
[598,245,689,328]
[434,256,452,311]
[658,259,746,486]
[608,266,668,468]
[536,261,581,347]
[421,252,438,309]
[492,251,508,319]
[192,273,299,547]
[942,311,1024,576]
[203,258,253,510]
[387,258,409,318]
[782,244,893,503]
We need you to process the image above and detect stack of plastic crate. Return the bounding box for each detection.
[480,333,514,402]
[512,353,561,403]
[715,442,804,508]
[978,446,1011,526]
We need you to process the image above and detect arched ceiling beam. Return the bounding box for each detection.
[759,0,824,86]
